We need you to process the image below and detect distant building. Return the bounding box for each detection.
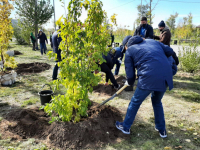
[196,25,200,28]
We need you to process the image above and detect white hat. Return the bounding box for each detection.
[39,29,43,32]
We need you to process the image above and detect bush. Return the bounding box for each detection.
[178,39,200,73]
[13,25,27,45]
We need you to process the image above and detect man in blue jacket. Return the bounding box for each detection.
[116,36,176,138]
[133,17,153,39]
[52,30,62,80]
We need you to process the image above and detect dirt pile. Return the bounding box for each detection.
[1,102,127,149]
[14,50,23,55]
[93,76,126,96]
[11,62,51,74]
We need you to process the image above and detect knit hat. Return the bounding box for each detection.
[39,29,43,32]
[158,20,165,27]
[141,17,147,21]
[121,35,132,53]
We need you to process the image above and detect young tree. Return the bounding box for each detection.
[166,12,178,36]
[0,0,17,71]
[44,0,116,123]
[15,0,54,48]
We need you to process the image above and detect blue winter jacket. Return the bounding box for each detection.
[168,56,177,76]
[112,46,124,64]
[52,31,62,54]
[125,36,174,92]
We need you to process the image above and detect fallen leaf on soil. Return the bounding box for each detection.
[193,133,198,135]
[185,139,191,142]
[164,147,171,149]
[181,128,186,131]
[194,138,197,140]
[187,127,195,131]
[175,146,183,149]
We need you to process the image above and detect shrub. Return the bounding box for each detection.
[13,25,27,45]
[178,39,200,73]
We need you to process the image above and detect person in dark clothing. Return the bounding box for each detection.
[154,21,179,66]
[50,32,53,48]
[133,17,153,39]
[30,32,36,51]
[52,31,62,80]
[116,36,176,138]
[154,20,171,46]
[111,35,132,75]
[98,53,120,89]
[108,32,115,47]
[37,29,48,55]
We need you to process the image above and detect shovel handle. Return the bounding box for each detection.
[116,85,128,95]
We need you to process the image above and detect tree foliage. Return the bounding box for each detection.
[44,0,116,123]
[15,0,54,26]
[166,12,178,36]
[175,13,195,39]
[0,0,17,71]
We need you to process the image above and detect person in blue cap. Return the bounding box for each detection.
[110,36,132,75]
[116,35,177,138]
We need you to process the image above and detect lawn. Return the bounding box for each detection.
[0,42,200,150]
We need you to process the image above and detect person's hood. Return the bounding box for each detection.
[127,36,143,47]
[161,26,170,32]
[122,35,132,52]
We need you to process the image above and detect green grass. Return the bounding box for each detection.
[21,97,39,107]
[1,42,200,149]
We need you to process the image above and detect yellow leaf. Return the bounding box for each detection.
[164,147,171,150]
[193,133,198,135]
[185,139,191,142]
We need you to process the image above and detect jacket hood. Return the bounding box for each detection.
[127,36,143,47]
[122,35,132,46]
[161,26,170,32]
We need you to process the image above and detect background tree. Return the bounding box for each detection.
[15,0,54,47]
[0,0,17,71]
[166,12,178,36]
[135,4,150,26]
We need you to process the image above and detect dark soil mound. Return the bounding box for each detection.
[5,108,50,139]
[13,62,51,74]
[93,76,126,96]
[2,102,127,149]
[14,50,23,55]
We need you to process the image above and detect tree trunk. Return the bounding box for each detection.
[35,0,38,49]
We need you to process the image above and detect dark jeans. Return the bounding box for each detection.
[123,87,166,131]
[114,60,121,75]
[40,43,47,55]
[100,62,118,87]
[52,51,61,80]
[32,42,35,50]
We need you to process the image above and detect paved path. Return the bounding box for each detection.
[171,45,200,54]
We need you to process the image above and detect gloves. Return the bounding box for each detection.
[125,80,130,86]
[119,60,122,64]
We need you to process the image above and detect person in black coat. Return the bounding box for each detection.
[96,53,120,89]
[37,29,48,55]
[133,17,153,39]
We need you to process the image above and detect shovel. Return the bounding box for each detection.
[98,84,128,107]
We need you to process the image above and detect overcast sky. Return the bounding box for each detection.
[11,0,200,30]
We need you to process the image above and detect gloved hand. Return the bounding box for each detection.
[119,60,122,64]
[125,80,130,86]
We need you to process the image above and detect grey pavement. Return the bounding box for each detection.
[171,45,200,54]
